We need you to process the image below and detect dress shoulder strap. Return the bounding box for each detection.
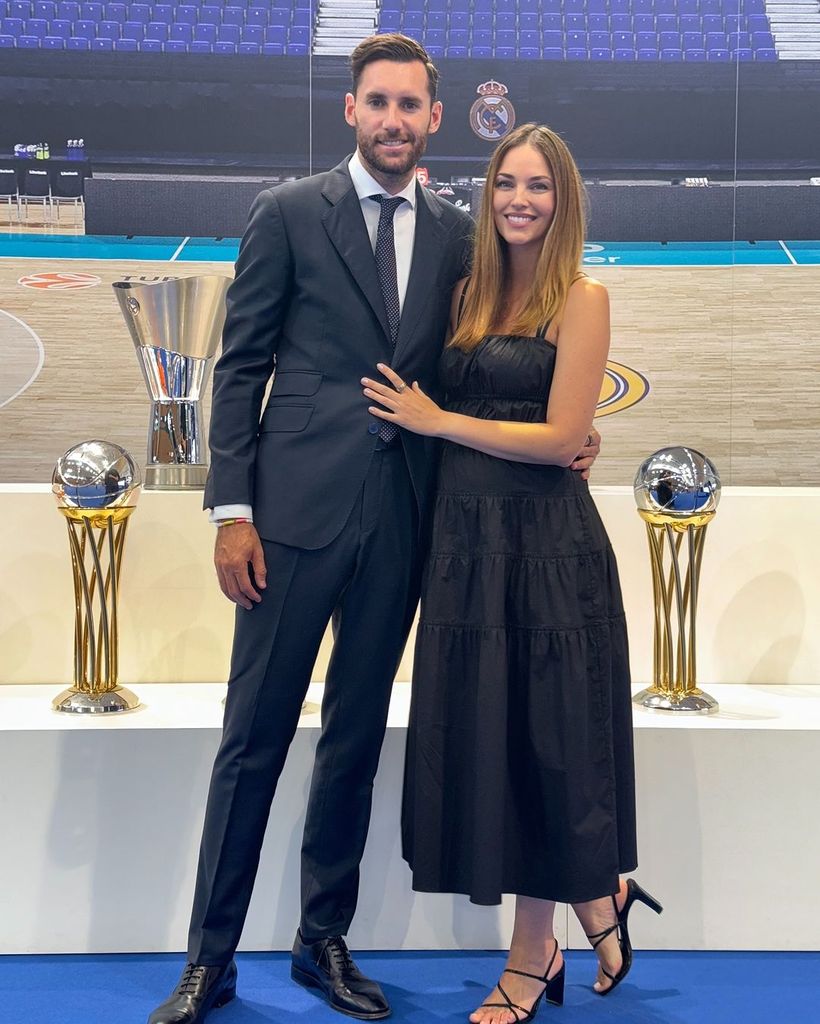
[456,278,470,326]
[535,320,552,339]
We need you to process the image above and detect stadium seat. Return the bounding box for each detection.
[633,15,654,33]
[543,30,562,49]
[657,15,678,33]
[194,22,216,43]
[733,47,754,61]
[286,41,307,54]
[55,0,77,18]
[129,3,150,24]
[755,47,777,61]
[113,36,136,49]
[24,17,46,36]
[73,19,95,40]
[213,39,237,53]
[708,47,730,61]
[9,0,30,15]
[659,31,681,49]
[198,6,220,25]
[66,35,89,47]
[16,32,39,45]
[49,18,70,37]
[91,36,113,49]
[613,47,636,59]
[613,31,634,49]
[222,6,244,27]
[218,24,239,43]
[97,19,120,38]
[241,24,263,44]
[684,47,706,60]
[261,41,283,54]
[103,2,125,21]
[189,39,212,52]
[145,21,168,42]
[682,32,704,50]
[152,4,173,23]
[139,37,161,51]
[445,44,467,57]
[660,47,682,60]
[566,47,588,60]
[588,31,610,49]
[42,33,63,46]
[752,31,774,49]
[495,45,515,57]
[636,31,658,49]
[427,11,445,30]
[470,44,491,57]
[519,46,540,59]
[591,47,612,60]
[238,41,260,53]
[265,24,285,43]
[450,12,468,30]
[637,48,658,60]
[542,46,563,59]
[170,23,192,43]
[566,30,588,49]
[565,14,585,32]
[588,15,609,32]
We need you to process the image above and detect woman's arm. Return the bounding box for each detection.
[363,278,610,468]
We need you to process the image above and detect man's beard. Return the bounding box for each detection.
[357,130,428,180]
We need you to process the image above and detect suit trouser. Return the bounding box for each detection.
[187,446,420,964]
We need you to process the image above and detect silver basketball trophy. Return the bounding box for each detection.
[633,447,721,714]
[113,276,229,489]
[52,440,141,713]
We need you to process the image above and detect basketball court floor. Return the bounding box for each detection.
[2,232,818,487]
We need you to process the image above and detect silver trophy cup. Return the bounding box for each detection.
[113,276,230,489]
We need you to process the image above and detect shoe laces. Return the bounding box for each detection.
[179,963,210,994]
[324,937,355,973]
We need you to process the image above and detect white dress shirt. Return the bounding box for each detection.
[211,151,419,524]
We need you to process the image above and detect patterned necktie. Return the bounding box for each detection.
[370,194,405,443]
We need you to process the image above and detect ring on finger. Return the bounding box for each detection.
[396,381,408,394]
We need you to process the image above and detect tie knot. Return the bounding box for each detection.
[369,194,405,219]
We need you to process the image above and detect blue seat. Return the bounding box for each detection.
[33,0,54,16]
[472,28,491,47]
[659,31,680,48]
[198,6,220,25]
[614,47,636,60]
[97,19,119,37]
[269,8,288,26]
[146,20,167,41]
[755,46,776,60]
[729,31,751,48]
[9,0,31,16]
[24,16,46,35]
[261,41,283,54]
[565,13,585,32]
[706,32,727,49]
[66,35,90,49]
[50,18,70,36]
[472,11,491,30]
[752,31,774,48]
[55,0,77,18]
[286,41,307,53]
[612,30,633,48]
[589,31,610,48]
[73,18,95,39]
[402,11,422,30]
[139,37,161,50]
[213,39,236,52]
[170,23,192,43]
[292,9,309,25]
[80,0,101,17]
[104,1,125,20]
[588,14,609,31]
[660,47,682,60]
[113,35,136,48]
[678,0,698,14]
[702,15,723,33]
[470,44,491,57]
[218,23,239,42]
[427,11,445,30]
[655,0,675,13]
[610,14,632,32]
[657,15,678,32]
[445,44,467,56]
[591,46,612,59]
[610,0,631,12]
[637,47,658,60]
[520,13,538,30]
[566,47,588,60]
[290,24,308,44]
[495,44,515,57]
[748,15,769,33]
[129,3,150,23]
[242,24,263,43]
[449,28,467,47]
[733,47,753,60]
[542,46,562,59]
[246,7,267,25]
[496,28,515,48]
[682,31,703,49]
[222,6,244,26]
[265,24,285,43]
[91,36,112,48]
[425,43,443,55]
[163,39,185,52]
[746,0,765,13]
[636,31,658,48]
[679,15,699,33]
[519,46,540,58]
[0,14,22,31]
[189,38,211,52]
[543,14,561,32]
[121,20,143,39]
[152,4,173,23]
[633,14,654,32]
[543,30,562,48]
[633,0,654,14]
[587,0,608,12]
[194,22,215,42]
[42,32,63,45]
[450,11,468,29]
[684,47,706,60]
[239,40,260,53]
[564,0,584,12]
[566,30,587,49]
[379,10,399,28]
[708,47,730,61]
[425,29,444,47]
[17,31,38,44]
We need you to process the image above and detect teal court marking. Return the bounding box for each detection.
[0,234,818,266]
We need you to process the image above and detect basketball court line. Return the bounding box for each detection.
[0,309,45,409]
[1,234,819,266]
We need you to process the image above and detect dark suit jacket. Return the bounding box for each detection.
[204,156,474,549]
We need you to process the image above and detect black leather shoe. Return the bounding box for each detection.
[291,931,390,1020]
[147,961,237,1024]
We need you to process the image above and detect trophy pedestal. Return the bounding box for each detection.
[144,464,208,490]
[52,685,141,714]
[632,686,719,714]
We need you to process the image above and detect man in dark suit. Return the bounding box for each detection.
[148,34,471,1024]
[149,34,598,1024]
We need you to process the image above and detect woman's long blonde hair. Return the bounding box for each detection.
[450,123,587,351]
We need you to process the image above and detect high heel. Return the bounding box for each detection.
[476,941,564,1022]
[585,878,663,997]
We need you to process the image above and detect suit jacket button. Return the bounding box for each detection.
[368,422,379,434]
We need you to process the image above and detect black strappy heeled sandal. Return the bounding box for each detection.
[585,878,663,997]
[476,940,565,1022]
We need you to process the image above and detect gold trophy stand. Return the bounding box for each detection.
[52,506,140,714]
[633,509,719,714]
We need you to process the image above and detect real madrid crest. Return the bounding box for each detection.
[469,80,516,142]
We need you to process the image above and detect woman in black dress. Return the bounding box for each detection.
[362,124,660,1023]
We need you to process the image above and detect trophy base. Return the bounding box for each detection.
[52,686,141,714]
[144,464,208,490]
[633,687,719,714]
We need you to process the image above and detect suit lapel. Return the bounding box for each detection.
[321,159,392,346]
[392,183,447,364]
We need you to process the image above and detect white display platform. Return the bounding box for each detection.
[1,681,819,954]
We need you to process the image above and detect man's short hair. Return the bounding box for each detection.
[350,33,439,101]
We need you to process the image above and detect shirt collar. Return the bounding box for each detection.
[349,150,418,209]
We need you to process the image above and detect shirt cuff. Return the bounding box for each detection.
[209,504,254,524]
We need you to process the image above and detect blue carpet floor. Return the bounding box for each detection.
[1,950,818,1024]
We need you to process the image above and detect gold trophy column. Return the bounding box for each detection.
[633,447,721,714]
[52,440,141,714]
